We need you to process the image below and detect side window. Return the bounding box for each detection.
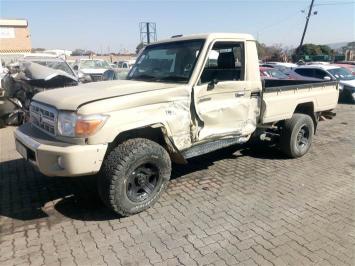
[295,68,314,78]
[313,69,328,79]
[200,42,245,84]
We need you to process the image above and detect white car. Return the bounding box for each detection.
[295,64,355,103]
[262,62,298,71]
[74,59,112,82]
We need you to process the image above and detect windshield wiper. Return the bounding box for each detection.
[129,74,157,81]
[157,75,188,83]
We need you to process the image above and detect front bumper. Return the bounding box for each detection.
[14,124,108,177]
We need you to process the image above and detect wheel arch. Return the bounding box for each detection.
[293,102,318,133]
[107,124,187,164]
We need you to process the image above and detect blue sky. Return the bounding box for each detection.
[1,0,354,52]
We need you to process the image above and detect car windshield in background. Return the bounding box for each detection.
[328,67,355,80]
[127,39,205,83]
[80,60,111,69]
[33,60,75,76]
[265,69,288,79]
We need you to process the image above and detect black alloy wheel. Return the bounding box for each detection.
[127,163,160,202]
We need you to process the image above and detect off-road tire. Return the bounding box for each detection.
[280,113,314,158]
[98,138,171,216]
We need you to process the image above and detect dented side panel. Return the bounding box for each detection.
[80,85,193,150]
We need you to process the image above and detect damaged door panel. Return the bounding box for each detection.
[193,41,256,141]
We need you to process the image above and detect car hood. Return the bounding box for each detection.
[339,79,355,88]
[33,79,178,110]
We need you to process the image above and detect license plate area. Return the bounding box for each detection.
[16,140,28,160]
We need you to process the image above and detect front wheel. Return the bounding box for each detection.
[279,113,314,158]
[98,138,171,216]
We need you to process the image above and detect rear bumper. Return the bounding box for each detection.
[14,124,107,177]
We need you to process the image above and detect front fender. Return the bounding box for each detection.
[85,101,192,151]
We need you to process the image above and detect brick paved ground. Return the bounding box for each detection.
[0,104,354,266]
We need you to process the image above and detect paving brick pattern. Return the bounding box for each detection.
[0,104,354,266]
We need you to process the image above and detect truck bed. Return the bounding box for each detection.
[261,80,338,124]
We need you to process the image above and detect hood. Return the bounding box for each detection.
[21,61,78,87]
[339,79,355,88]
[80,68,108,75]
[33,79,177,110]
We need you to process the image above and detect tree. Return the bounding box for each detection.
[292,43,332,61]
[256,42,289,62]
[72,49,86,56]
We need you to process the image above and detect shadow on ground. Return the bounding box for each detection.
[0,142,286,224]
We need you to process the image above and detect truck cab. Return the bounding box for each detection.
[14,33,338,216]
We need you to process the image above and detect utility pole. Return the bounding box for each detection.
[299,0,315,48]
[146,23,150,44]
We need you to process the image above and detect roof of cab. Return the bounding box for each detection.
[150,33,256,45]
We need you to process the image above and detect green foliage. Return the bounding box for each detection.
[293,43,333,61]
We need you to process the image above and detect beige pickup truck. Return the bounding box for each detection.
[14,33,338,216]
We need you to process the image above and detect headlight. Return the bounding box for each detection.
[57,112,108,137]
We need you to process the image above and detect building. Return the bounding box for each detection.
[345,49,355,61]
[0,19,31,53]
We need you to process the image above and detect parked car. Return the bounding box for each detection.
[114,59,136,70]
[0,57,78,127]
[74,59,113,82]
[15,33,338,216]
[294,64,355,103]
[23,56,78,79]
[335,63,355,75]
[259,67,290,79]
[112,60,137,80]
[110,63,118,69]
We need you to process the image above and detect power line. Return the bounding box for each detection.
[314,1,355,5]
[255,4,309,36]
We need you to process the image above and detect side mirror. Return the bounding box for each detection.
[323,76,331,81]
[207,78,219,90]
[73,65,78,71]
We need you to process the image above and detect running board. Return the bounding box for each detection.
[182,137,248,159]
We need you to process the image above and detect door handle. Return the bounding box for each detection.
[235,92,245,97]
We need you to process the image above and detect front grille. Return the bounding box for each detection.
[30,102,57,136]
[90,74,103,82]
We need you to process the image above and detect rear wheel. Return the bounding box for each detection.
[280,113,314,158]
[98,138,171,216]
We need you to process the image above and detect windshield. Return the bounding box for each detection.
[328,67,355,80]
[264,69,288,79]
[127,39,204,83]
[33,60,75,76]
[80,60,111,69]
